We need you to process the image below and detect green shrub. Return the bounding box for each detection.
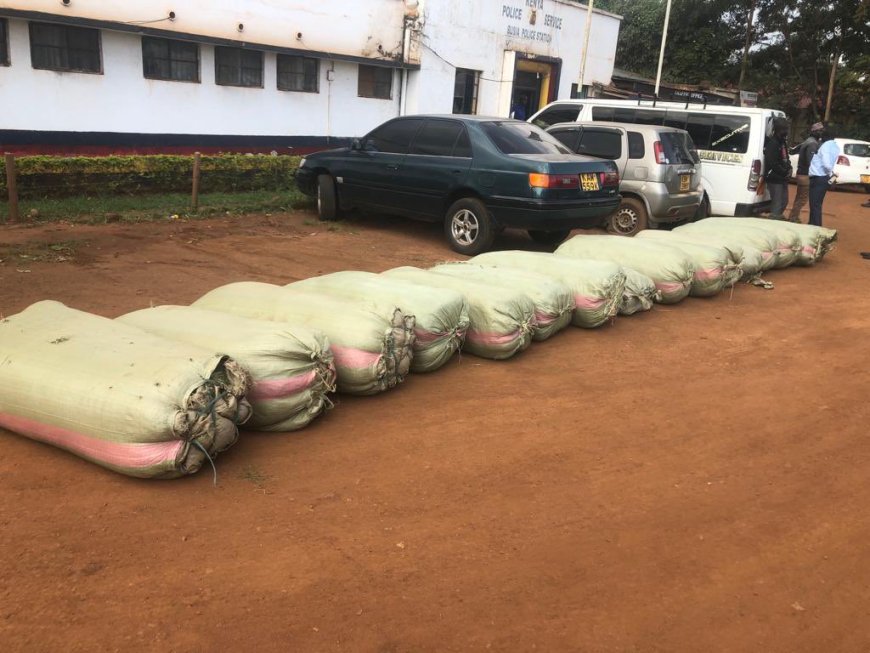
[0,154,302,199]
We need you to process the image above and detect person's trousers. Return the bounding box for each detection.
[768,181,789,217]
[788,175,809,222]
[808,176,829,227]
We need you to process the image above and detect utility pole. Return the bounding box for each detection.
[824,50,840,121]
[654,0,673,97]
[578,0,594,95]
[738,0,757,90]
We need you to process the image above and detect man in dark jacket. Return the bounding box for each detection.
[763,117,792,219]
[788,121,824,223]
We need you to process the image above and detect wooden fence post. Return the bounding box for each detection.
[4,153,19,224]
[191,152,201,212]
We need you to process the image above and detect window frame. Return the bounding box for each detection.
[141,36,200,83]
[0,18,9,67]
[214,46,264,88]
[277,54,319,93]
[364,118,424,154]
[409,119,467,157]
[358,64,393,100]
[576,128,623,160]
[29,21,102,74]
[627,131,646,159]
[453,68,480,115]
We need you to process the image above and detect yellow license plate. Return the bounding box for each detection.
[580,173,600,191]
[861,174,870,184]
[680,174,691,191]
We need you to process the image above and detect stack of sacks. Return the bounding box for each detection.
[193,282,415,395]
[429,262,574,341]
[643,229,765,281]
[0,301,252,479]
[621,268,662,315]
[635,231,743,297]
[688,217,801,268]
[556,235,695,304]
[708,217,837,265]
[382,266,535,360]
[469,250,626,328]
[118,306,336,432]
[675,222,783,271]
[287,271,468,373]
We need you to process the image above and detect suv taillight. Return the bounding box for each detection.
[653,141,667,164]
[837,155,849,166]
[599,170,620,187]
[748,159,762,191]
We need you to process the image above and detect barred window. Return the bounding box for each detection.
[358,64,392,99]
[215,46,263,88]
[29,22,101,73]
[142,37,199,82]
[453,68,480,115]
[1,19,9,66]
[277,54,318,92]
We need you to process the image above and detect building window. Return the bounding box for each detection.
[29,22,101,73]
[358,64,392,99]
[142,37,199,82]
[277,54,318,92]
[0,19,9,66]
[453,68,480,114]
[215,46,263,87]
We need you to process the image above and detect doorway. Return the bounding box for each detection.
[510,56,561,120]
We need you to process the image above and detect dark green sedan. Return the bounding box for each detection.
[295,115,621,254]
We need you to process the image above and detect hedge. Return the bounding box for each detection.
[0,154,303,200]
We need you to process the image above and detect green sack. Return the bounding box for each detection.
[288,271,468,373]
[469,250,625,328]
[193,282,415,396]
[382,267,535,360]
[640,229,764,280]
[676,221,783,271]
[705,217,837,265]
[118,306,335,432]
[556,235,694,304]
[0,301,252,479]
[621,268,661,315]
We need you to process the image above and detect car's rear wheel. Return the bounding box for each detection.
[316,174,339,221]
[606,197,648,236]
[528,229,571,247]
[444,198,495,255]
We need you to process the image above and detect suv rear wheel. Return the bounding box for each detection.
[444,198,495,255]
[607,197,648,236]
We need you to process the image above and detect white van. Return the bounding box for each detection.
[529,99,786,217]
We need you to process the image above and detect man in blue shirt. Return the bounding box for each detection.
[808,127,841,227]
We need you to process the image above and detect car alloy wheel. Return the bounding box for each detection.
[450,208,480,246]
[613,207,638,234]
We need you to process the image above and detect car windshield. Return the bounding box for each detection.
[844,143,870,158]
[660,131,700,165]
[481,121,571,155]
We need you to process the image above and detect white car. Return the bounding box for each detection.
[790,138,870,191]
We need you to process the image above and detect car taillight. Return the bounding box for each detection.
[653,141,667,164]
[837,155,850,166]
[748,158,761,191]
[599,170,620,187]
[528,173,580,189]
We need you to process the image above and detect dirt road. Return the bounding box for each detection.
[1,192,869,652]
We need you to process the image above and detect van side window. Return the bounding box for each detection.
[663,111,688,130]
[685,113,713,150]
[532,105,581,128]
[613,107,637,123]
[627,132,645,159]
[709,115,751,153]
[635,109,663,126]
[577,129,622,159]
[591,106,614,122]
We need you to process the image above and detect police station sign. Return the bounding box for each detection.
[502,0,563,43]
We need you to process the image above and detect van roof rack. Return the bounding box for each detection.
[634,95,708,111]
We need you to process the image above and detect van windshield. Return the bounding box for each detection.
[481,121,571,155]
[660,131,700,165]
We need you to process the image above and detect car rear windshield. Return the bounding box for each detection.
[481,121,571,155]
[844,143,870,157]
[660,131,700,165]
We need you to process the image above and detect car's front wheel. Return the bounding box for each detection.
[316,174,340,221]
[606,197,648,236]
[528,229,571,247]
[444,198,495,255]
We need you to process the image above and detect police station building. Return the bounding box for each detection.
[0,0,621,154]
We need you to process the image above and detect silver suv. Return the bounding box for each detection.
[545,122,703,235]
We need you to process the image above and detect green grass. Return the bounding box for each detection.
[0,189,313,224]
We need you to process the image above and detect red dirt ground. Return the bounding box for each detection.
[1,192,869,652]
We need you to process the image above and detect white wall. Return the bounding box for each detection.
[0,19,400,138]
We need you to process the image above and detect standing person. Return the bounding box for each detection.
[788,122,825,223]
[808,127,841,227]
[763,117,793,219]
